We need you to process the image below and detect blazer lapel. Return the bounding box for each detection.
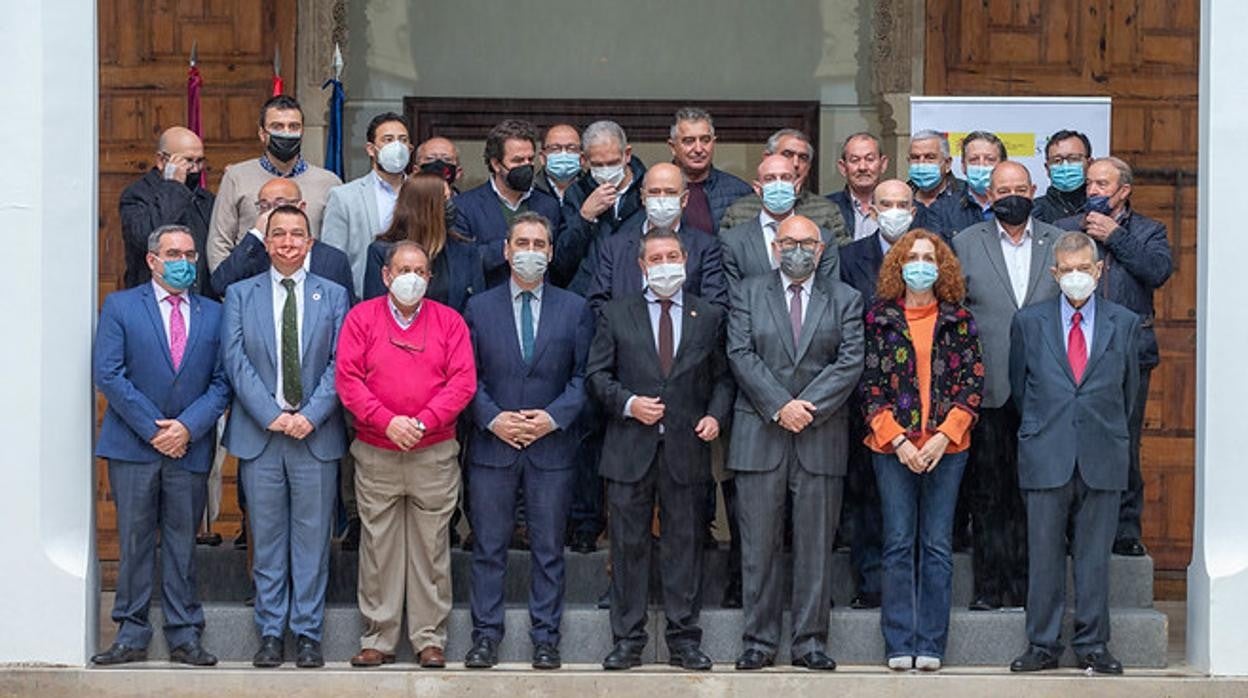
[253,276,278,372]
[1044,302,1078,386]
[978,226,1019,307]
[140,285,176,374]
[301,277,324,359]
[1081,303,1116,381]
[527,288,556,371]
[1023,224,1054,305]
[630,295,661,368]
[765,273,797,359]
[178,294,205,375]
[749,220,773,276]
[795,282,829,362]
[668,296,698,375]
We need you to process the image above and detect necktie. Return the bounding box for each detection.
[520,291,535,362]
[789,283,803,347]
[658,299,674,376]
[280,278,302,407]
[166,295,186,371]
[1068,310,1087,384]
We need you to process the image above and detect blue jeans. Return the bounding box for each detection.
[872,449,968,659]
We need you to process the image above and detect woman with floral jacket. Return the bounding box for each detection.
[859,229,984,672]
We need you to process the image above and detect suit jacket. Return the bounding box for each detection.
[928,189,992,239]
[362,237,484,313]
[221,271,349,462]
[553,156,647,293]
[838,232,887,308]
[1009,297,1141,491]
[119,169,216,297]
[586,218,728,315]
[952,218,1062,408]
[453,181,564,289]
[826,189,858,242]
[726,272,864,476]
[320,173,385,299]
[587,292,734,485]
[689,166,752,236]
[209,234,357,305]
[464,283,595,469]
[93,285,231,471]
[719,217,841,289]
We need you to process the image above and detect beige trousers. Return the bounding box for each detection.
[352,438,461,653]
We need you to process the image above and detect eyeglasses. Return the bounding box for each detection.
[774,239,820,252]
[542,144,581,155]
[160,250,199,262]
[1047,154,1088,166]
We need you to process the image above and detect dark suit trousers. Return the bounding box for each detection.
[606,444,704,651]
[1024,470,1118,654]
[966,405,1029,604]
[108,458,208,650]
[1118,367,1152,541]
[468,457,574,647]
[737,454,844,658]
[569,405,606,537]
[843,426,882,597]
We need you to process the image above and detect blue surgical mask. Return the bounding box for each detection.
[965,165,993,194]
[1085,194,1113,215]
[1049,162,1086,192]
[901,261,939,291]
[761,180,797,215]
[544,151,581,182]
[909,163,942,191]
[160,259,196,291]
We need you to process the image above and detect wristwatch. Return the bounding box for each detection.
[413,418,427,432]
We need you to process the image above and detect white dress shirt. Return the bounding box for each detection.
[510,278,544,355]
[758,210,783,270]
[371,169,401,232]
[270,266,306,409]
[779,270,815,324]
[151,280,190,338]
[851,193,880,241]
[996,218,1034,305]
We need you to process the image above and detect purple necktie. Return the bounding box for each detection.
[167,295,186,370]
[789,283,803,347]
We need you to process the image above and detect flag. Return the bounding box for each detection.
[187,41,202,137]
[322,44,345,180]
[272,47,283,96]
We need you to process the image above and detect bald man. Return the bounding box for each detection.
[415,136,463,190]
[536,124,583,204]
[952,160,1062,611]
[120,126,216,296]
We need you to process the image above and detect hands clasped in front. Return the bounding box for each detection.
[266,412,316,440]
[150,418,191,459]
[629,396,719,442]
[895,432,951,474]
[491,409,557,450]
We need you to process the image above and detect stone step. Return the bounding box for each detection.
[184,545,1156,608]
[140,604,1168,668]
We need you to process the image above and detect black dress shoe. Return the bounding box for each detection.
[341,518,361,552]
[969,595,1002,611]
[169,641,217,666]
[91,643,147,665]
[734,648,773,670]
[668,646,713,671]
[1010,647,1059,672]
[464,637,498,669]
[602,642,643,670]
[1078,649,1124,675]
[721,577,742,609]
[233,523,248,550]
[597,587,611,609]
[532,643,561,670]
[570,530,598,554]
[450,526,461,549]
[196,532,222,546]
[792,650,837,671]
[510,526,531,551]
[295,635,324,668]
[460,530,475,552]
[253,635,284,668]
[850,592,881,610]
[1113,539,1147,557]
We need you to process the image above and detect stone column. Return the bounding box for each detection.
[1188,0,1248,676]
[0,0,99,665]
[870,0,926,174]
[296,0,347,170]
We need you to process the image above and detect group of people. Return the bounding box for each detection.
[93,94,1171,675]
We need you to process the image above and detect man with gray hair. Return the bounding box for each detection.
[828,132,890,241]
[668,107,751,235]
[906,129,965,209]
[719,129,850,239]
[1055,156,1172,558]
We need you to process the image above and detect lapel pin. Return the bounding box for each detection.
[312,292,321,301]
[690,310,698,318]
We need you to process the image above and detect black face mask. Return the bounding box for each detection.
[420,159,458,185]
[267,132,302,162]
[444,198,458,231]
[185,171,201,190]
[504,164,535,192]
[992,194,1033,226]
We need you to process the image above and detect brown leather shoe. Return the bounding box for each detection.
[418,646,446,668]
[350,648,396,667]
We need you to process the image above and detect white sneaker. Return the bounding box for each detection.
[888,656,913,671]
[915,655,942,671]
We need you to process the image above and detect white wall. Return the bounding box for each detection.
[0,0,99,665]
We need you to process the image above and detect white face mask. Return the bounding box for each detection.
[591,162,626,187]
[645,262,686,298]
[645,196,683,228]
[376,141,410,175]
[511,250,549,284]
[389,272,427,306]
[876,207,914,242]
[1059,270,1097,302]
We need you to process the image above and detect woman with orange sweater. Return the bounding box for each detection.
[860,229,984,672]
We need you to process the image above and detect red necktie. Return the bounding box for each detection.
[1068,310,1087,384]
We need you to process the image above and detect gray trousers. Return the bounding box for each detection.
[736,456,843,658]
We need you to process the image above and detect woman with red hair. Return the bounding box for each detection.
[859,229,984,672]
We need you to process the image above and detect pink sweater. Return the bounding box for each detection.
[335,297,476,451]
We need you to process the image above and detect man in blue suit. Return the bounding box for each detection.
[1008,231,1140,675]
[221,205,349,669]
[453,119,564,289]
[461,212,594,670]
[93,224,231,666]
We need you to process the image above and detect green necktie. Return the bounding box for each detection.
[280,278,302,407]
[520,291,535,362]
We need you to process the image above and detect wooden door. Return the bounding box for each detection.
[97,0,297,580]
[926,0,1199,573]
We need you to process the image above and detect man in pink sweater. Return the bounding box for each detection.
[335,239,476,669]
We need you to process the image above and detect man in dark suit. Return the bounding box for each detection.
[1008,231,1140,675]
[727,215,864,671]
[588,228,734,671]
[461,212,594,670]
[120,126,215,297]
[452,119,564,289]
[92,224,231,666]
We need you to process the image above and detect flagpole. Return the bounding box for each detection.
[271,47,283,97]
[322,43,345,180]
[187,40,202,137]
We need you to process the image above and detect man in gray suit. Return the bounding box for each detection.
[951,161,1062,611]
[1008,231,1140,675]
[727,215,864,671]
[320,112,413,298]
[222,205,350,669]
